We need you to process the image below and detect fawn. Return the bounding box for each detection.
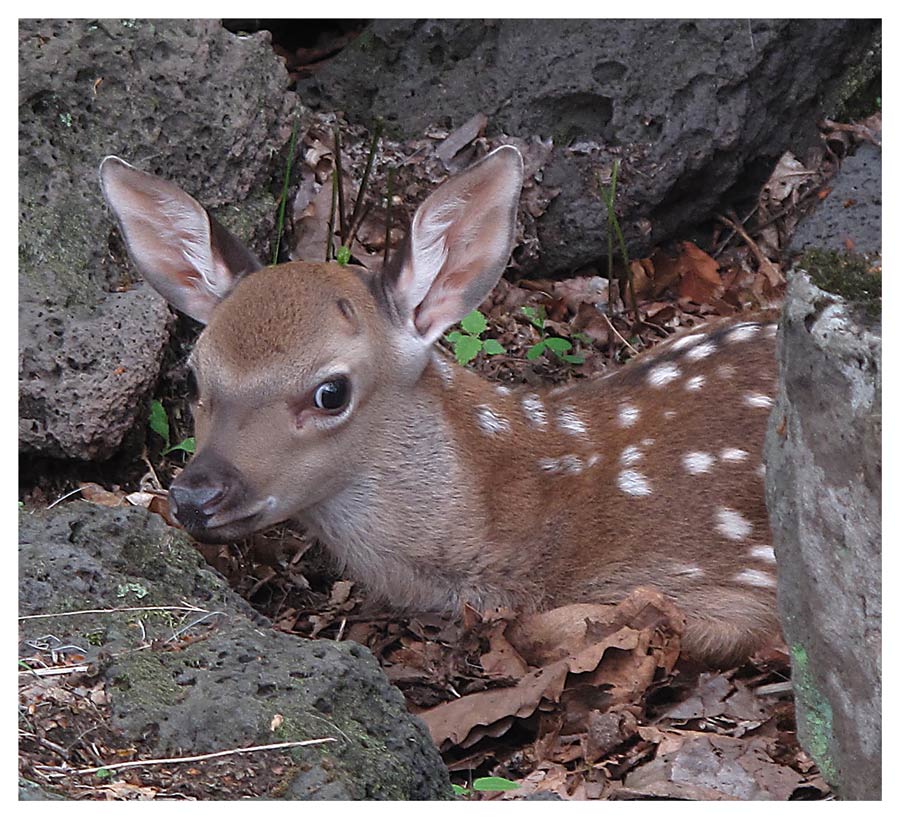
[100,146,780,666]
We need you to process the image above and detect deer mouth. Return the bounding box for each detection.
[172,495,279,543]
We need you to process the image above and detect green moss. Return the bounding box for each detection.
[790,642,838,785]
[830,27,881,120]
[800,249,881,319]
[111,650,182,711]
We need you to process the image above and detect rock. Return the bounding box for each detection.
[790,138,882,263]
[19,19,297,460]
[18,503,453,800]
[297,19,880,274]
[764,270,881,799]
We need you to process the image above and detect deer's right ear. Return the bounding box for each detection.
[99,156,262,324]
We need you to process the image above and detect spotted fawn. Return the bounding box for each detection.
[100,146,780,666]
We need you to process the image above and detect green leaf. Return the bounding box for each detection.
[460,309,488,336]
[95,768,112,779]
[472,776,519,792]
[445,330,464,344]
[165,437,196,456]
[525,341,546,360]
[336,245,351,265]
[563,354,585,364]
[453,334,483,365]
[481,338,505,355]
[451,784,470,796]
[520,305,544,329]
[149,400,170,446]
[544,337,573,353]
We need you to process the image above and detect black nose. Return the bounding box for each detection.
[169,482,228,529]
[169,451,243,534]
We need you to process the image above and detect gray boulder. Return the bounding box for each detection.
[790,138,882,263]
[764,269,881,799]
[19,502,453,800]
[19,19,296,460]
[298,19,880,274]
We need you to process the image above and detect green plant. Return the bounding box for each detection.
[520,306,584,364]
[598,159,639,322]
[149,399,196,456]
[272,118,300,265]
[446,310,505,365]
[452,776,520,797]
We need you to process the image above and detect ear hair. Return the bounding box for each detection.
[99,156,261,323]
[386,145,524,346]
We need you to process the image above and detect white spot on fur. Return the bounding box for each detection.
[522,394,548,429]
[720,447,749,462]
[683,451,715,474]
[664,410,677,420]
[647,362,681,388]
[475,405,510,435]
[557,406,588,436]
[538,454,584,475]
[685,375,706,391]
[715,507,753,541]
[756,463,767,478]
[734,569,776,588]
[744,392,774,408]
[728,324,760,343]
[674,565,705,578]
[618,403,640,427]
[670,333,704,351]
[716,364,736,379]
[750,545,777,563]
[765,324,777,337]
[641,437,656,447]
[685,341,717,361]
[618,469,652,496]
[495,384,511,395]
[620,445,643,465]
[587,453,601,467]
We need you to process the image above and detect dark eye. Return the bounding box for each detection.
[313,377,351,412]
[186,369,199,403]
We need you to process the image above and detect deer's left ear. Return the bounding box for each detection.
[386,145,523,345]
[99,156,262,324]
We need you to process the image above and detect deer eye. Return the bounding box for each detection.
[313,377,351,412]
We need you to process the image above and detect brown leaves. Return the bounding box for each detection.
[420,588,683,752]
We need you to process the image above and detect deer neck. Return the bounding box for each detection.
[297,352,517,613]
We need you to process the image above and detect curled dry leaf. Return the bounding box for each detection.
[421,588,684,752]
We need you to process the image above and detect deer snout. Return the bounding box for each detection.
[169,452,252,541]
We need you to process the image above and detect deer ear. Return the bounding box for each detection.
[99,156,261,324]
[388,145,523,345]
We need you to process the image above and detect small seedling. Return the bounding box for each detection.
[520,306,584,364]
[149,399,196,456]
[446,309,505,365]
[335,245,351,265]
[452,776,520,797]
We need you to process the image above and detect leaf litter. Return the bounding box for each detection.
[25,111,879,800]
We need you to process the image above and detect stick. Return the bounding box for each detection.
[36,738,338,779]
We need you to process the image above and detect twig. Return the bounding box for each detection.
[36,737,338,779]
[46,487,84,510]
[20,604,209,621]
[332,126,348,244]
[325,169,338,261]
[19,664,90,678]
[165,610,226,643]
[601,312,640,356]
[347,120,383,242]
